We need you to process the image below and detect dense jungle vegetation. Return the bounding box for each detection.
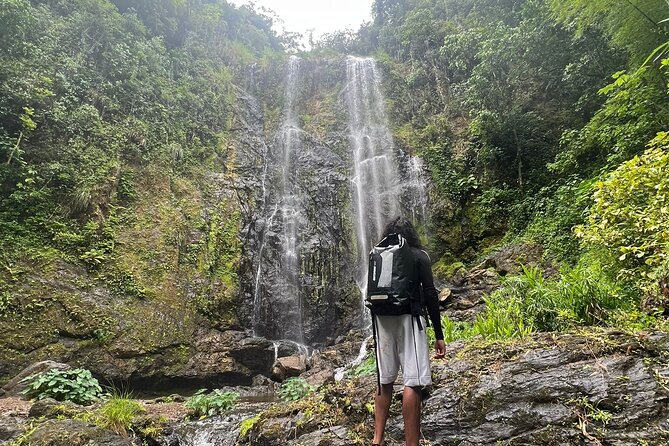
[1,0,668,348]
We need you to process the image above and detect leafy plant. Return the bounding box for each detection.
[21,368,103,405]
[577,132,669,294]
[348,354,376,378]
[184,389,239,418]
[277,377,314,402]
[471,294,533,340]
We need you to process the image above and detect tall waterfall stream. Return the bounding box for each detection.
[252,56,307,346]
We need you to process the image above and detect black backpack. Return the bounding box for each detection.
[365,233,418,316]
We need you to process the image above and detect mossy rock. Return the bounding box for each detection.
[27,419,131,446]
[433,253,467,281]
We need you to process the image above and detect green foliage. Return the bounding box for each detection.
[489,262,627,331]
[358,0,625,260]
[549,0,668,65]
[434,259,639,343]
[21,368,103,405]
[347,354,376,378]
[551,63,669,176]
[96,392,144,437]
[239,415,260,437]
[518,178,593,264]
[278,377,315,402]
[0,0,284,276]
[184,389,239,418]
[577,132,669,292]
[427,314,475,344]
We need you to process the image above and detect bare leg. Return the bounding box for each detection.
[402,386,421,446]
[373,383,393,445]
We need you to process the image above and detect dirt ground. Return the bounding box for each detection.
[142,400,188,422]
[0,396,31,417]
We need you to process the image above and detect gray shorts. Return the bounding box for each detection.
[374,314,432,387]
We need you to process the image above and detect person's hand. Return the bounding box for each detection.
[434,339,446,359]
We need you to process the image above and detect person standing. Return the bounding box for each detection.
[370,216,445,446]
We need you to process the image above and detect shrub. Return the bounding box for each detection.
[277,377,314,402]
[482,261,627,333]
[21,368,103,405]
[577,132,669,294]
[184,389,238,418]
[427,314,476,344]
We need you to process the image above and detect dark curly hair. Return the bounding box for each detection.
[381,216,423,249]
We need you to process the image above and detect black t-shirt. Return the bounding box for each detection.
[411,247,444,341]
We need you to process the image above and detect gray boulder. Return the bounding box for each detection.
[247,331,669,446]
[0,416,25,443]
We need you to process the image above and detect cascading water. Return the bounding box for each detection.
[249,56,428,353]
[276,56,305,343]
[345,56,404,292]
[336,57,432,378]
[405,155,430,226]
[253,56,305,344]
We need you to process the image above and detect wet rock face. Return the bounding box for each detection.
[236,58,361,347]
[0,416,24,443]
[69,329,274,389]
[442,268,501,322]
[407,332,669,445]
[481,242,546,277]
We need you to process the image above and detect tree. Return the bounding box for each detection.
[550,0,669,65]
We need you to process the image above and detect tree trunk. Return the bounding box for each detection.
[513,127,523,194]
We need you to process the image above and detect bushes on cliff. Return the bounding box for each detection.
[577,132,669,298]
[21,368,103,405]
[0,0,282,269]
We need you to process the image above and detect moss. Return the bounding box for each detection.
[242,378,374,445]
[433,252,466,281]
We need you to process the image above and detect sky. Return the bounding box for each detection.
[228,0,374,47]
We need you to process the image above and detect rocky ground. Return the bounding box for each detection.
[2,329,669,445]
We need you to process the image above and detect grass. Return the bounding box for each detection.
[429,256,664,345]
[95,391,145,437]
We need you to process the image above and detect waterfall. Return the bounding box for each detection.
[406,155,429,226]
[253,56,305,344]
[248,55,430,349]
[277,56,304,343]
[345,56,403,290]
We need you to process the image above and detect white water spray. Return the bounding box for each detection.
[345,56,404,294]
